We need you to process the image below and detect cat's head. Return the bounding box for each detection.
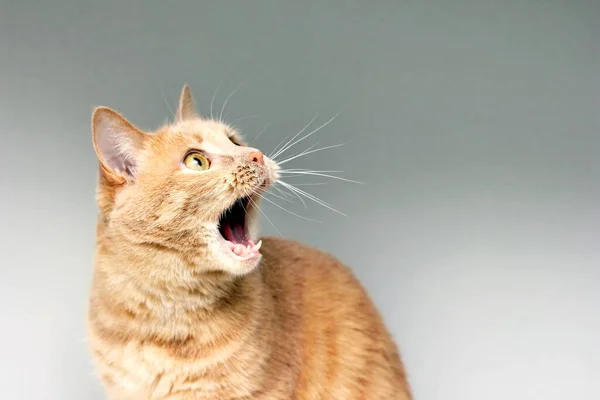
[92,85,279,276]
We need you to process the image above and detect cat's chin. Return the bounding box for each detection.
[209,235,262,276]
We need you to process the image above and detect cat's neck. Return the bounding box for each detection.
[90,228,278,398]
[92,222,269,345]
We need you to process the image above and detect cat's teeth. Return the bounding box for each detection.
[225,240,262,259]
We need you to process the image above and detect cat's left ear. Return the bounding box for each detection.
[92,107,148,181]
[175,84,199,121]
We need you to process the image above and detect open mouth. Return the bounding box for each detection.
[218,196,262,259]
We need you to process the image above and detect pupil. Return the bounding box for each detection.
[194,157,202,166]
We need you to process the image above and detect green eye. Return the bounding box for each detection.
[183,152,210,171]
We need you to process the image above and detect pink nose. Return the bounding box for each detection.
[248,151,264,165]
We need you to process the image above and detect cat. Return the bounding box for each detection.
[87,85,413,399]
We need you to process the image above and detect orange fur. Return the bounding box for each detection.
[87,86,412,399]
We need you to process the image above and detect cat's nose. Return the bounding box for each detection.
[248,151,264,165]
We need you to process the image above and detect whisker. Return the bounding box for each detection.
[292,142,319,156]
[247,196,283,236]
[161,90,175,121]
[272,109,343,160]
[269,135,293,159]
[273,185,293,200]
[219,81,245,122]
[210,79,224,120]
[280,169,344,173]
[277,142,347,165]
[272,142,319,167]
[258,195,321,222]
[279,171,363,184]
[271,113,319,160]
[285,182,328,186]
[277,180,347,216]
[276,182,308,209]
[250,122,270,147]
[264,190,293,203]
[275,174,308,178]
[277,180,333,207]
[282,185,345,217]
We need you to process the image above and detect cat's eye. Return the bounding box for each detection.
[183,152,210,171]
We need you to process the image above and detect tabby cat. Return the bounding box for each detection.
[87,85,412,399]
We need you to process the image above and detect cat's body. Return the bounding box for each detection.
[87,86,412,399]
[89,236,409,399]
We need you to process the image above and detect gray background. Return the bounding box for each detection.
[1,0,599,399]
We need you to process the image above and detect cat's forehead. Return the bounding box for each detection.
[147,118,242,156]
[163,119,235,139]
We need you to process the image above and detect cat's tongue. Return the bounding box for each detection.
[225,239,262,259]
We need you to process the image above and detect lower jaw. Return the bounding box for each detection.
[220,237,263,261]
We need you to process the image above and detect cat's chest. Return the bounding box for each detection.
[96,341,189,398]
[96,339,277,399]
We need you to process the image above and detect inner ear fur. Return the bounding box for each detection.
[91,106,148,183]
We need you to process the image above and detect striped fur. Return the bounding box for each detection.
[87,86,412,399]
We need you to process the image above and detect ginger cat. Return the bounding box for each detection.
[87,85,412,399]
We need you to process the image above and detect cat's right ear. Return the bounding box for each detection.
[175,84,199,122]
[92,107,147,182]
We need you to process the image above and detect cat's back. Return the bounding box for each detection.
[259,237,412,399]
[260,236,374,310]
